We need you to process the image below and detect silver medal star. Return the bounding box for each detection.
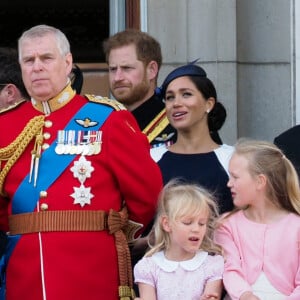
[70,155,94,184]
[71,185,94,207]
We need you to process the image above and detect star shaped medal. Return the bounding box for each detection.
[71,185,94,207]
[70,155,95,207]
[70,155,94,184]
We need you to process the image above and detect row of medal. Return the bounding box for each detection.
[55,130,102,155]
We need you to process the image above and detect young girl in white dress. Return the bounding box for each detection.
[134,179,224,300]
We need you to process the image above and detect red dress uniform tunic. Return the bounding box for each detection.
[0,87,163,300]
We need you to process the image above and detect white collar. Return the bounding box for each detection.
[152,250,208,272]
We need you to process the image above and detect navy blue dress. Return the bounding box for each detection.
[158,145,234,214]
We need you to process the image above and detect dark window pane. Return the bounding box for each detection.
[0,0,109,63]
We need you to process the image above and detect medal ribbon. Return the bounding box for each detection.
[12,102,113,214]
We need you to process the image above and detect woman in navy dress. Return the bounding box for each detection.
[156,62,234,214]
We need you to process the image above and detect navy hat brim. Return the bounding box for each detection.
[159,63,207,97]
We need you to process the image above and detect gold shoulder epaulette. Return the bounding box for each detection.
[84,94,127,111]
[0,99,26,114]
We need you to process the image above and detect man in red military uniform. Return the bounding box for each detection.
[0,24,163,300]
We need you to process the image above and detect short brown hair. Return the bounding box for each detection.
[103,29,162,69]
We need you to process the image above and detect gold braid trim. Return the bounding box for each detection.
[0,115,45,196]
[142,108,170,143]
[0,99,26,114]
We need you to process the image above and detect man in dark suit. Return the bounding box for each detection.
[274,125,300,178]
[103,29,177,158]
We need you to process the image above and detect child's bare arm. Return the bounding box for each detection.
[136,282,157,300]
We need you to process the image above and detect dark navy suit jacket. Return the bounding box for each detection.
[274,125,300,178]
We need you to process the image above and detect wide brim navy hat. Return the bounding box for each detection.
[157,61,207,98]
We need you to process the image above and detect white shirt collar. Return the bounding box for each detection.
[152,250,208,272]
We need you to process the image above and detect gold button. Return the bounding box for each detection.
[43,132,51,140]
[40,203,48,211]
[40,191,48,198]
[44,120,53,128]
[42,143,50,150]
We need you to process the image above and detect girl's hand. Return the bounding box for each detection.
[200,292,219,300]
[240,291,260,300]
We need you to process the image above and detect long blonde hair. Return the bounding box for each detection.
[228,138,300,215]
[145,179,222,257]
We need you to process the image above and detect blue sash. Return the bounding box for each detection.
[12,101,113,213]
[0,101,113,299]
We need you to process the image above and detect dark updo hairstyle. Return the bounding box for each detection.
[190,76,226,133]
[158,62,227,144]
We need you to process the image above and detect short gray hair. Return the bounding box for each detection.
[18,24,71,61]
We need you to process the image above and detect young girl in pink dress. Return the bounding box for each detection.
[134,179,224,300]
[214,139,300,300]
